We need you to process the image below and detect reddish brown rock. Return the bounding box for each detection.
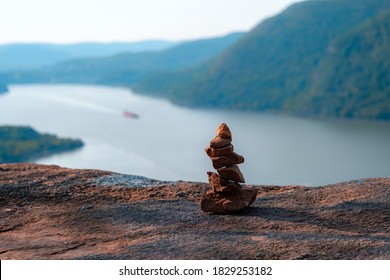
[217,165,245,183]
[201,188,258,214]
[210,136,232,149]
[207,172,241,193]
[216,123,232,139]
[207,171,230,186]
[211,152,245,169]
[205,144,234,157]
[202,123,255,214]
[1,163,389,260]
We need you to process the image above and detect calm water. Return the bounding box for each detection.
[1,84,390,186]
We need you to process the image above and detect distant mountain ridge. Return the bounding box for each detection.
[137,0,390,120]
[0,40,176,71]
[2,32,244,86]
[2,0,390,121]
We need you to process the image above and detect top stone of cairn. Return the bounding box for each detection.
[216,123,232,139]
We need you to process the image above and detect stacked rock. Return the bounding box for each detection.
[201,123,258,214]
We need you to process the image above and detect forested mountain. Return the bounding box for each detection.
[3,33,243,85]
[297,10,390,119]
[3,0,389,120]
[0,40,175,71]
[137,0,390,120]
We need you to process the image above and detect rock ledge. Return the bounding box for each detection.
[1,163,389,259]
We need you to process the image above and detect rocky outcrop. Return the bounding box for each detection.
[1,163,390,259]
[202,123,257,214]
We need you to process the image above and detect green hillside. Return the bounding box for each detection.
[0,126,84,163]
[3,0,389,121]
[3,33,243,86]
[296,10,390,119]
[138,0,390,120]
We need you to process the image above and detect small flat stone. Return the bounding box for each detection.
[210,136,232,149]
[211,152,245,169]
[207,172,241,193]
[217,164,245,183]
[205,144,234,157]
[201,187,258,214]
[216,123,232,139]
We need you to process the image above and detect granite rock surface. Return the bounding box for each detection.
[1,163,390,259]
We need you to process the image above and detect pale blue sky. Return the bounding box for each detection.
[1,0,302,44]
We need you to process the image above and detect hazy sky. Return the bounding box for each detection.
[1,0,302,44]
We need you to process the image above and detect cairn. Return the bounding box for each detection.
[201,123,258,214]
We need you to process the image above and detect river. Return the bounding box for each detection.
[1,84,390,185]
